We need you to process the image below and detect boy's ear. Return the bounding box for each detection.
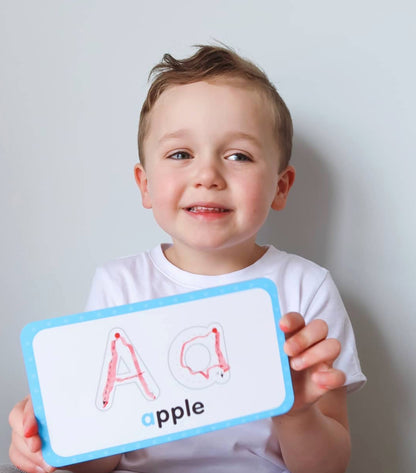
[271,165,296,211]
[134,163,152,209]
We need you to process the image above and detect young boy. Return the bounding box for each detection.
[9,45,365,473]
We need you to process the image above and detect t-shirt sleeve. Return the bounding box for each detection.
[84,266,115,311]
[303,271,367,393]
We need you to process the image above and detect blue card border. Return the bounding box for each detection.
[21,277,294,467]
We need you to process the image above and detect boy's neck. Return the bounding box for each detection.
[163,242,267,276]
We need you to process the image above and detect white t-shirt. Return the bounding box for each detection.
[85,244,366,473]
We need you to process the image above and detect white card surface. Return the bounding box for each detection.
[21,278,293,467]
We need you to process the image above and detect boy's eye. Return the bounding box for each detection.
[226,153,252,162]
[168,151,192,160]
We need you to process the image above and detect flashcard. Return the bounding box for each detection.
[21,278,293,467]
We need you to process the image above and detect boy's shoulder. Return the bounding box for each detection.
[86,248,159,310]
[93,247,154,279]
[264,246,329,280]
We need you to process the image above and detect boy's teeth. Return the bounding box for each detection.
[189,206,227,212]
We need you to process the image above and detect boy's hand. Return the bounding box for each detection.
[9,395,55,473]
[279,312,346,414]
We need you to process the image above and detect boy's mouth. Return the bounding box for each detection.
[186,206,230,213]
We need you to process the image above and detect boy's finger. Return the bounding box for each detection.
[312,367,346,390]
[11,455,51,473]
[290,338,341,371]
[23,396,38,438]
[8,399,26,432]
[27,433,43,453]
[279,312,305,335]
[10,431,54,473]
[284,319,328,357]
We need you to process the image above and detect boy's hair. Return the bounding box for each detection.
[138,44,293,170]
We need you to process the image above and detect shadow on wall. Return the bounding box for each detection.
[258,135,333,264]
[260,136,401,472]
[344,295,403,473]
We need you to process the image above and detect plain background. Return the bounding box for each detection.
[1,1,415,472]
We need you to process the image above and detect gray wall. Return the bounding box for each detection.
[1,1,415,472]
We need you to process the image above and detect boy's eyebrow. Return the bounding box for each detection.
[223,131,263,148]
[157,129,192,144]
[158,129,262,148]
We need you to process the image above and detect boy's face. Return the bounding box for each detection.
[135,78,294,265]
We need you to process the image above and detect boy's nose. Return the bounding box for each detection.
[193,158,226,190]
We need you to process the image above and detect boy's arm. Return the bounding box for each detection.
[274,388,350,473]
[274,312,351,473]
[9,396,121,473]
